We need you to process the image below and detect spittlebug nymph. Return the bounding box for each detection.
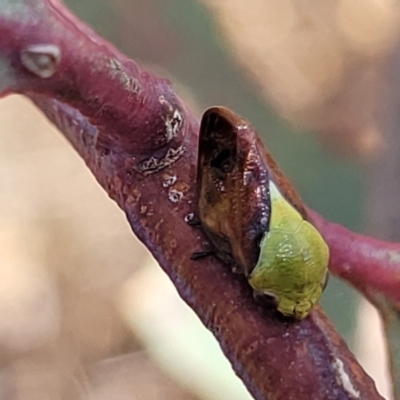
[196,107,329,319]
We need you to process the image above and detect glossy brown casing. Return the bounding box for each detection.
[197,106,309,276]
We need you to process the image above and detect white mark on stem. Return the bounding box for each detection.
[333,358,360,398]
[165,109,183,142]
[168,189,183,203]
[163,175,177,188]
[184,213,195,223]
[20,44,61,78]
[159,96,183,142]
[135,145,186,176]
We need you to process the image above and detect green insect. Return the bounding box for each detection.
[248,180,329,319]
[195,107,329,319]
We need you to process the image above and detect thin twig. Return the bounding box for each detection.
[0,1,391,398]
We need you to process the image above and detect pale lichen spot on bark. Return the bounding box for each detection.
[168,180,190,204]
[108,58,142,95]
[135,145,186,176]
[184,213,195,223]
[333,358,360,399]
[163,175,177,188]
[165,108,183,142]
[159,95,183,142]
[168,188,184,203]
[20,44,60,78]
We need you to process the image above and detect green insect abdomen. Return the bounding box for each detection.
[248,181,329,319]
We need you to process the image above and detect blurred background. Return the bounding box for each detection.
[1,0,398,398]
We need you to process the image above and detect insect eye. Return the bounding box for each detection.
[211,149,234,173]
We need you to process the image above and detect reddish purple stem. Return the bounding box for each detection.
[0,0,396,399]
[310,210,400,307]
